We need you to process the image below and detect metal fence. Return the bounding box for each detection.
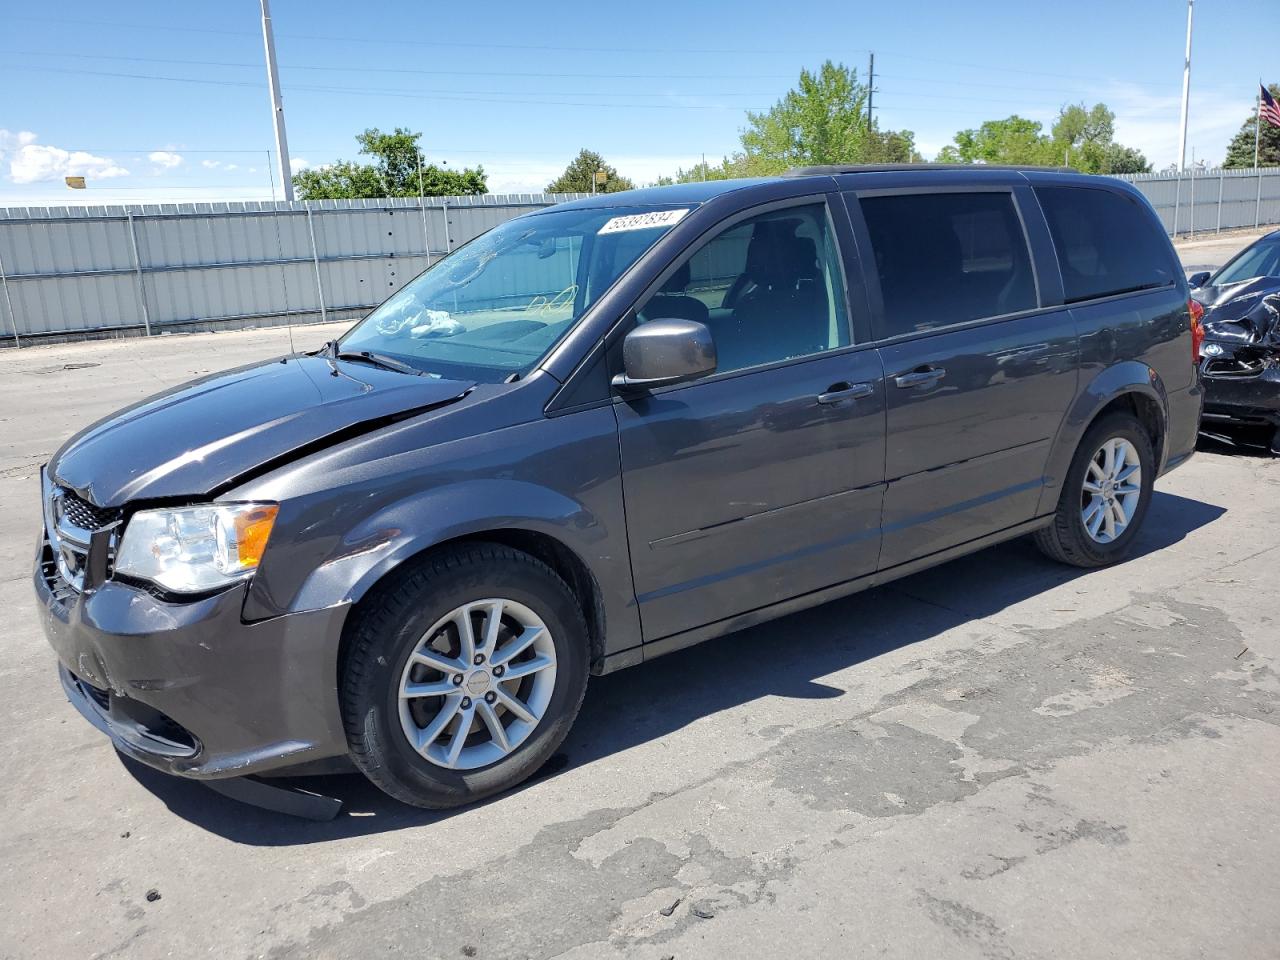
[0,193,588,347]
[2,170,1280,347]
[1129,166,1280,237]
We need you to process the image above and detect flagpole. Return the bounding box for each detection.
[1256,84,1264,228]
[1176,0,1194,172]
[1255,86,1262,170]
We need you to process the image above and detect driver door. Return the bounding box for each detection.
[614,198,887,641]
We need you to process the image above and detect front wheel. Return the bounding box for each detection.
[340,543,589,809]
[1034,411,1156,568]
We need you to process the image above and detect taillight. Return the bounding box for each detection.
[1188,297,1205,361]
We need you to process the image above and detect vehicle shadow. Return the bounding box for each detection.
[119,490,1225,844]
[1196,433,1277,458]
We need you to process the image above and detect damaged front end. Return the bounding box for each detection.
[1199,292,1280,455]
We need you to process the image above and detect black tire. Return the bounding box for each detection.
[340,543,589,809]
[1034,411,1156,568]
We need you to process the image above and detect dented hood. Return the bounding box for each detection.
[50,354,474,507]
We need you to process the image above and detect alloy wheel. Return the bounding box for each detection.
[397,598,557,770]
[1080,437,1142,544]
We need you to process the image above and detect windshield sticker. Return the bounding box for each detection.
[598,208,690,234]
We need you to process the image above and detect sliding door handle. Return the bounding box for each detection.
[817,381,875,404]
[893,366,946,389]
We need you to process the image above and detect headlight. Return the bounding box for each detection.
[115,503,279,594]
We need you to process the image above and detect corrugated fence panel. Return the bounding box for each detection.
[2,177,1278,346]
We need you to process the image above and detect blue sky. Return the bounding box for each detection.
[1,0,1275,204]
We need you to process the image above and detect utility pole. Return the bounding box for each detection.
[260,0,294,200]
[1176,0,1194,172]
[867,52,876,127]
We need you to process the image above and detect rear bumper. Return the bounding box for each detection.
[35,558,351,780]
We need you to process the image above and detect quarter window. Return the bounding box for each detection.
[859,192,1037,338]
[637,203,851,374]
[1035,186,1174,303]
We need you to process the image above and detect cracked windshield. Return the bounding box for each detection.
[339,205,690,381]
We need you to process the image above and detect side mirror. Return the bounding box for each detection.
[612,318,717,391]
[1188,271,1211,289]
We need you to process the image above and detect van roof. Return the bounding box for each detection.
[550,164,1092,210]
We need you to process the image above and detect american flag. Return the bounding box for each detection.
[1262,84,1280,129]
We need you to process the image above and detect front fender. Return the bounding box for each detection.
[1036,360,1168,514]
[236,404,642,659]
[291,478,601,611]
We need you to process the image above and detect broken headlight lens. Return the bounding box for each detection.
[115,503,279,593]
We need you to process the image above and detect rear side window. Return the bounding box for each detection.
[1035,186,1174,303]
[859,192,1037,338]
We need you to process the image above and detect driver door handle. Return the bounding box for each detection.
[893,366,947,389]
[817,381,874,404]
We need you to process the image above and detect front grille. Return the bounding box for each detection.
[42,483,121,597]
[58,490,119,532]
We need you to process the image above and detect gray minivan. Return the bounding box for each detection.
[35,166,1203,811]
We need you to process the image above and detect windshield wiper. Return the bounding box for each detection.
[327,340,427,378]
[339,351,424,376]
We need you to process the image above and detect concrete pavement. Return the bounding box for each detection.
[0,231,1277,960]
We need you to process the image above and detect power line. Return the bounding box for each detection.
[4,61,1180,118]
[0,64,770,109]
[0,49,800,82]
[3,13,1180,89]
[7,16,862,56]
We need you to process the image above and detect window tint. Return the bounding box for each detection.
[1035,186,1174,303]
[638,203,851,374]
[860,192,1037,338]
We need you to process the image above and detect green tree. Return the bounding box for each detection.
[1101,143,1152,175]
[1224,83,1280,168]
[653,158,739,185]
[937,103,1150,174]
[1052,103,1115,152]
[937,116,1053,165]
[737,61,919,174]
[546,149,636,193]
[292,127,486,199]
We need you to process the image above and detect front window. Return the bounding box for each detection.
[339,205,690,382]
[636,203,851,374]
[1211,238,1280,287]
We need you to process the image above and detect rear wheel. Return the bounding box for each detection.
[1034,411,1155,568]
[341,543,589,809]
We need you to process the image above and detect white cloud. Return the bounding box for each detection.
[0,129,38,158]
[1098,82,1250,170]
[1,129,129,184]
[148,150,183,170]
[289,157,311,173]
[201,159,240,171]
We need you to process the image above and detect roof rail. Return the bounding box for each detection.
[783,163,1078,177]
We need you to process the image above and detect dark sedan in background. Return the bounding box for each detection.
[1190,230,1280,454]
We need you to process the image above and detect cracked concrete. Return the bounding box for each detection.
[1,232,1278,959]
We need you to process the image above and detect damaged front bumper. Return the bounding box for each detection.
[1199,293,1280,453]
[35,542,353,781]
